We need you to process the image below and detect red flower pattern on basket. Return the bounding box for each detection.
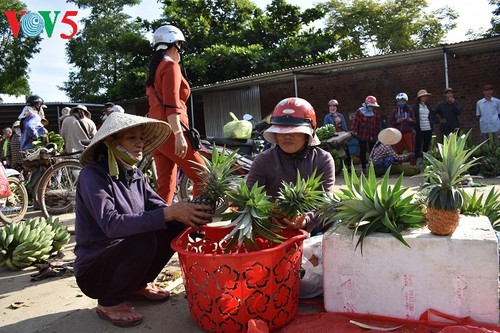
[214,265,239,290]
[216,292,240,315]
[246,290,270,314]
[244,263,270,288]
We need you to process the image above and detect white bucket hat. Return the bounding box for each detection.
[378,128,402,145]
[263,125,321,146]
[106,105,125,113]
[79,112,171,165]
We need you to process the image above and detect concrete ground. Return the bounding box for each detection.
[1,171,499,333]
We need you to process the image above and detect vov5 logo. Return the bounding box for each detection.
[4,9,79,39]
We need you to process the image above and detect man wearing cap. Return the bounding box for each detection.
[369,128,415,176]
[476,84,500,143]
[60,104,97,153]
[434,87,462,138]
[412,89,434,158]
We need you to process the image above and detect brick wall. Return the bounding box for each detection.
[260,49,500,144]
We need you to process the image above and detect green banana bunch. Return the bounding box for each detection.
[32,132,65,153]
[46,216,70,252]
[0,216,69,271]
[316,124,337,141]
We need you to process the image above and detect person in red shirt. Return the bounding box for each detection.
[145,25,205,204]
[350,96,381,173]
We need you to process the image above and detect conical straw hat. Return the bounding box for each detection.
[79,112,171,165]
[378,128,402,145]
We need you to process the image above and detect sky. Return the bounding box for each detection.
[5,0,496,103]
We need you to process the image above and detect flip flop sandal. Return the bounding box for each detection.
[128,285,170,302]
[96,308,143,327]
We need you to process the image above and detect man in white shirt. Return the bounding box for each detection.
[476,84,500,144]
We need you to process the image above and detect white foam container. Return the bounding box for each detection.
[323,216,499,323]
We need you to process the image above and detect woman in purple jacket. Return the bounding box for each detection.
[74,112,212,327]
[390,92,416,165]
[246,97,335,235]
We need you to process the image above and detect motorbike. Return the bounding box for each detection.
[176,114,271,214]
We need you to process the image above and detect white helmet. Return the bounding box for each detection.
[395,92,408,101]
[153,25,186,51]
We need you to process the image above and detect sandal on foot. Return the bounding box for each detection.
[129,284,170,302]
[96,305,143,327]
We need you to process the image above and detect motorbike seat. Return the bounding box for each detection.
[204,137,255,147]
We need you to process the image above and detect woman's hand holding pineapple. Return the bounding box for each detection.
[272,215,308,230]
[163,202,213,228]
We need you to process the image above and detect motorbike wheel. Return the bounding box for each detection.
[0,177,29,226]
[178,173,229,215]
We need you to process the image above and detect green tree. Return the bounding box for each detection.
[60,0,462,101]
[61,0,151,102]
[0,0,42,96]
[160,0,332,85]
[485,0,500,37]
[320,0,457,58]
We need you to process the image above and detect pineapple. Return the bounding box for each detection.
[190,145,243,213]
[271,169,326,226]
[319,164,425,253]
[220,180,286,252]
[420,132,482,235]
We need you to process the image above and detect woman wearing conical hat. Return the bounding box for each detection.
[74,112,212,327]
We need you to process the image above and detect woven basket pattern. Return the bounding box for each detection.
[426,208,460,236]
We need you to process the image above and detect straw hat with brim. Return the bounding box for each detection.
[71,104,91,117]
[378,128,402,145]
[79,112,171,166]
[417,89,431,98]
[263,125,321,146]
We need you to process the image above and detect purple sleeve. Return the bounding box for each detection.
[76,167,167,239]
[246,151,270,189]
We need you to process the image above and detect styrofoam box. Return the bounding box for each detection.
[323,215,499,323]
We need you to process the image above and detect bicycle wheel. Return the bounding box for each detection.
[0,177,29,226]
[179,173,229,214]
[37,160,82,218]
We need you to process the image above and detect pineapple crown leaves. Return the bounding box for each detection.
[330,163,425,254]
[189,144,243,201]
[274,169,326,218]
[461,187,500,230]
[420,131,483,187]
[220,180,285,251]
[419,131,484,210]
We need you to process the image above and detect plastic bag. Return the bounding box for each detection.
[299,235,323,298]
[223,112,252,139]
[0,164,12,199]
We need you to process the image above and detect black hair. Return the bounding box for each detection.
[145,49,170,87]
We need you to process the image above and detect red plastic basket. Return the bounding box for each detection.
[171,226,307,333]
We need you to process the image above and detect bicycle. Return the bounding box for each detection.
[24,148,82,219]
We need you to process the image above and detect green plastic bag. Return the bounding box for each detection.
[223,112,253,139]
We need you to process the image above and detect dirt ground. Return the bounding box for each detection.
[1,172,499,333]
